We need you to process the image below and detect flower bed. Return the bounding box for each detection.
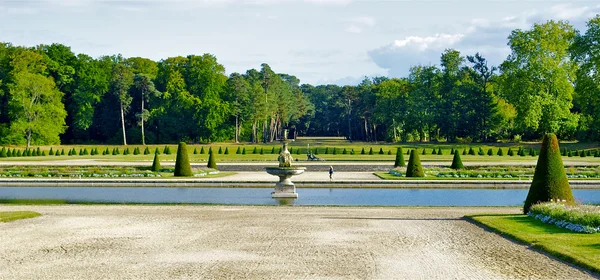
[528,202,600,233]
[0,166,218,178]
[388,165,600,179]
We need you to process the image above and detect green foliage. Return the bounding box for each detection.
[342,148,347,154]
[200,147,205,154]
[437,148,442,155]
[333,147,337,155]
[123,148,130,155]
[36,147,41,156]
[368,147,373,155]
[48,147,54,156]
[580,150,586,157]
[207,148,218,170]
[242,147,246,154]
[151,153,161,172]
[259,147,264,155]
[271,147,275,154]
[133,147,140,155]
[325,147,329,154]
[361,148,365,155]
[421,149,426,155]
[193,148,198,154]
[497,148,504,156]
[163,146,171,155]
[487,148,493,156]
[387,150,392,155]
[0,148,6,158]
[154,148,160,155]
[524,133,574,213]
[17,150,22,157]
[218,147,223,154]
[450,151,464,169]
[60,149,65,155]
[462,149,467,155]
[236,147,241,154]
[394,147,405,167]
[478,147,485,156]
[224,147,229,154]
[468,147,475,155]
[378,148,384,155]
[144,147,150,155]
[174,142,192,176]
[405,150,424,177]
[252,147,257,154]
[431,148,437,155]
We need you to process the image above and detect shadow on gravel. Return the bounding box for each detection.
[320,217,461,221]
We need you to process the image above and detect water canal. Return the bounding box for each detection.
[1,187,600,206]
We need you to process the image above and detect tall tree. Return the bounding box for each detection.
[499,20,578,137]
[132,74,160,145]
[110,60,134,145]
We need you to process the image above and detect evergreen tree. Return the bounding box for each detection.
[450,148,455,155]
[163,146,169,154]
[478,147,484,156]
[333,147,337,155]
[421,148,426,155]
[253,147,257,154]
[155,148,160,155]
[580,150,586,157]
[144,147,150,155]
[387,150,392,155]
[242,147,246,154]
[200,147,206,154]
[487,148,493,156]
[368,148,373,155]
[174,142,192,176]
[236,147,241,154]
[361,148,365,155]
[524,133,574,213]
[36,147,41,156]
[207,148,218,170]
[394,147,405,167]
[151,153,161,172]
[193,148,198,154]
[379,148,384,155]
[61,149,65,155]
[450,151,464,169]
[6,148,12,157]
[405,150,424,177]
[224,147,229,154]
[17,150,22,157]
[325,147,329,154]
[497,148,504,156]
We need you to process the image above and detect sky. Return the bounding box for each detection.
[1,0,599,85]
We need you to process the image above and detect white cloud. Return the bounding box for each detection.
[368,3,600,78]
[344,16,375,33]
[345,25,362,33]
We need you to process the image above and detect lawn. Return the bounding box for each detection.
[0,211,41,222]
[467,214,600,274]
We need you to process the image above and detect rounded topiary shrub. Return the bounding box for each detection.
[207,148,218,170]
[394,147,405,167]
[523,133,574,214]
[405,150,424,177]
[450,150,464,169]
[174,142,192,177]
[151,153,161,172]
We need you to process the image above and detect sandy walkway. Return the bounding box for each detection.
[0,205,595,279]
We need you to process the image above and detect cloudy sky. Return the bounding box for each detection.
[1,0,598,85]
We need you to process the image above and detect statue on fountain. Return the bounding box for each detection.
[278,130,293,167]
[266,129,306,198]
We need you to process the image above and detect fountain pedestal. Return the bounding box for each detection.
[265,129,305,199]
[266,167,306,198]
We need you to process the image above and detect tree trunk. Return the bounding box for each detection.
[363,119,369,142]
[252,121,257,143]
[141,97,145,145]
[263,119,268,143]
[26,127,31,148]
[235,114,239,143]
[120,102,127,145]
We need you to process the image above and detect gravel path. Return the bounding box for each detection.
[0,205,595,279]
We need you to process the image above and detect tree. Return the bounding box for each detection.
[499,21,578,137]
[207,148,217,170]
[151,153,161,171]
[110,61,134,145]
[394,147,405,167]
[405,150,424,177]
[450,150,464,169]
[524,133,574,213]
[8,72,66,147]
[174,142,192,176]
[226,73,250,143]
[132,74,160,145]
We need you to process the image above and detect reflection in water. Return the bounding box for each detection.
[276,198,296,205]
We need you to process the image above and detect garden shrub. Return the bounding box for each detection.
[200,147,205,154]
[478,147,484,156]
[333,148,337,155]
[6,148,12,157]
[207,148,218,170]
[450,150,464,169]
[41,151,46,156]
[154,148,160,155]
[431,148,437,155]
[0,148,6,157]
[193,148,198,154]
[36,147,41,156]
[361,148,365,155]
[387,150,392,155]
[586,150,592,156]
[379,148,384,155]
[595,150,600,157]
[133,147,140,155]
[242,147,246,154]
[151,153,161,172]
[124,148,130,155]
[524,133,574,214]
[144,147,150,155]
[405,150,424,177]
[297,148,301,155]
[487,148,493,156]
[394,147,405,167]
[61,149,65,155]
[271,147,275,154]
[236,147,241,154]
[314,148,319,155]
[462,149,467,155]
[27,149,32,156]
[325,147,329,154]
[163,146,169,154]
[252,147,257,154]
[260,147,264,155]
[368,148,373,155]
[17,150,22,157]
[468,147,475,155]
[342,148,347,155]
[437,148,442,155]
[174,142,192,176]
[562,148,567,156]
[497,148,504,156]
[224,147,229,154]
[83,148,89,155]
[406,150,410,155]
[580,150,587,157]
[450,148,454,155]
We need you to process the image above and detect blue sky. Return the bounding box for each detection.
[1,0,598,85]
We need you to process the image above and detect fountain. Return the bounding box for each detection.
[265,129,306,198]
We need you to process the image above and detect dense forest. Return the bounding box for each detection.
[1,17,600,146]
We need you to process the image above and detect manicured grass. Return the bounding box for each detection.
[467,214,600,274]
[0,211,41,222]
[374,173,529,180]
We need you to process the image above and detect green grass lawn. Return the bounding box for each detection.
[0,211,41,222]
[467,214,600,274]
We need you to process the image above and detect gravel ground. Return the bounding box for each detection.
[0,205,596,279]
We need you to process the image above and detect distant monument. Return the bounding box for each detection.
[265,129,306,198]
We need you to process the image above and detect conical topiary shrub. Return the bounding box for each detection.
[207,148,218,170]
[405,150,424,177]
[236,147,241,154]
[431,148,437,155]
[174,142,192,177]
[497,148,504,156]
[468,147,475,155]
[437,148,442,155]
[368,148,373,155]
[144,147,150,155]
[487,148,493,156]
[242,147,246,154]
[224,147,229,155]
[450,150,464,169]
[361,148,365,155]
[394,147,405,167]
[200,147,206,154]
[193,148,198,154]
[379,148,384,155]
[462,149,467,155]
[151,153,161,172]
[155,148,160,155]
[523,133,574,214]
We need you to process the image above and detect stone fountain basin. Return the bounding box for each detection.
[265,167,306,176]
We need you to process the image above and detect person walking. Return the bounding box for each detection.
[329,166,334,180]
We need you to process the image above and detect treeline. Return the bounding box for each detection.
[1,17,599,146]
